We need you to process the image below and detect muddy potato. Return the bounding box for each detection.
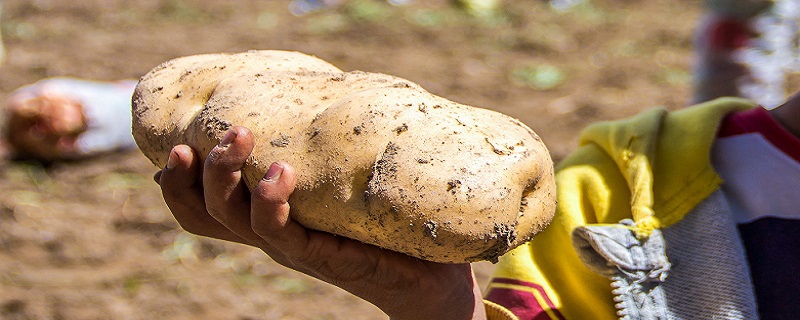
[132,50,556,263]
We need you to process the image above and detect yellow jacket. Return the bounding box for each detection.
[484,97,756,319]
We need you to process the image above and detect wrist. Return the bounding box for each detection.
[381,268,487,320]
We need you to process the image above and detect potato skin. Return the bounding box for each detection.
[132,50,555,263]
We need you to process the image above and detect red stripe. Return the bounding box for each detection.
[485,278,566,320]
[718,107,800,163]
[708,19,751,50]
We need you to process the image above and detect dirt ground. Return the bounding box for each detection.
[0,0,704,319]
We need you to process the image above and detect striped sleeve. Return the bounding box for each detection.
[485,278,565,320]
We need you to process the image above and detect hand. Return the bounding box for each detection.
[155,126,487,320]
[4,94,86,160]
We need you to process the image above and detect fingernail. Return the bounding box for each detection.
[166,150,178,169]
[219,129,237,147]
[264,162,284,182]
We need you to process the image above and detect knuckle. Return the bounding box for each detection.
[162,187,183,203]
[251,224,269,238]
[176,221,204,237]
[205,207,229,225]
[292,240,325,269]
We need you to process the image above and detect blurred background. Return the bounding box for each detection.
[0,0,704,319]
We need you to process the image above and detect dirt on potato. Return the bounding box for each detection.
[0,0,703,319]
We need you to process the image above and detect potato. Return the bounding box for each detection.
[132,50,555,263]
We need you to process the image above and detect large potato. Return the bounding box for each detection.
[132,50,555,263]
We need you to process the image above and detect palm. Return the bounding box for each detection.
[156,126,484,319]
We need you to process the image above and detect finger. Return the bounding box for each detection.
[153,170,162,184]
[159,144,247,244]
[202,126,266,245]
[249,165,418,282]
[249,162,311,257]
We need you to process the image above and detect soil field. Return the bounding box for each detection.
[0,0,702,319]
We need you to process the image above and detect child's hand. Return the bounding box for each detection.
[154,126,487,320]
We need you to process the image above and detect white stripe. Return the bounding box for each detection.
[712,133,800,223]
